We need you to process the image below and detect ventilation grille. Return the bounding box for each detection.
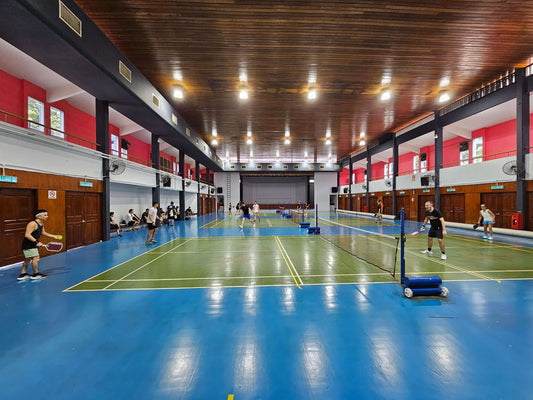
[186,128,191,136]
[151,94,160,108]
[256,165,262,169]
[118,61,131,83]
[172,114,178,125]
[59,1,82,37]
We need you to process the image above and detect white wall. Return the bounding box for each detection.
[110,183,153,223]
[440,156,516,186]
[314,172,337,213]
[214,172,240,210]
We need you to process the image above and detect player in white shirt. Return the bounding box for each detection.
[252,201,260,223]
[477,204,496,240]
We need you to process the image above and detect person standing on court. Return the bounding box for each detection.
[18,209,61,280]
[146,201,159,245]
[477,204,496,240]
[239,201,255,228]
[167,201,177,226]
[419,201,447,260]
[252,201,261,223]
[228,202,233,216]
[376,199,383,223]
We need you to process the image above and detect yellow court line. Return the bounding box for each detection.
[102,239,192,290]
[228,395,234,400]
[274,236,302,289]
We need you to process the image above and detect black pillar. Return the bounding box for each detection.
[434,112,443,210]
[365,151,371,211]
[179,152,185,220]
[195,160,200,216]
[151,135,160,205]
[207,168,211,213]
[348,159,353,210]
[516,68,530,228]
[96,99,110,241]
[392,134,398,217]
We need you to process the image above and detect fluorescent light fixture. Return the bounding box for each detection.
[239,72,247,82]
[285,130,290,137]
[276,150,280,157]
[284,138,291,145]
[439,77,450,87]
[381,75,391,85]
[439,92,450,103]
[239,88,248,99]
[309,179,314,183]
[359,140,366,146]
[212,128,217,137]
[246,138,253,144]
[211,138,218,145]
[326,128,331,138]
[247,130,252,137]
[173,71,183,81]
[381,89,391,101]
[173,87,184,99]
[325,139,331,145]
[308,88,317,100]
[360,131,366,138]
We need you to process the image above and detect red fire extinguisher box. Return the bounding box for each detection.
[511,213,523,230]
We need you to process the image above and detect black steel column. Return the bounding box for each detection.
[207,168,211,213]
[434,111,443,210]
[179,152,185,220]
[366,151,371,211]
[348,159,353,210]
[195,161,201,216]
[96,99,110,241]
[392,134,398,217]
[516,68,530,228]
[151,135,160,205]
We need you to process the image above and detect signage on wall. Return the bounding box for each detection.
[80,181,93,187]
[423,189,430,193]
[0,175,17,183]
[399,191,405,194]
[447,188,456,192]
[48,190,57,199]
[385,192,390,195]
[491,185,504,190]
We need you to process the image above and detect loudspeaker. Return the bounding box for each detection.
[121,138,130,150]
[162,176,171,187]
[420,176,429,186]
[343,187,349,193]
[217,187,223,194]
[331,187,338,193]
[420,153,427,161]
[459,141,469,152]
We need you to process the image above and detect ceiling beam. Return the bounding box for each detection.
[46,83,85,103]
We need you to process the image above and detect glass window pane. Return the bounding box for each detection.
[472,137,483,163]
[460,150,469,165]
[111,135,119,156]
[28,97,44,132]
[413,155,419,174]
[50,107,64,138]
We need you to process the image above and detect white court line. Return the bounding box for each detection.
[275,236,304,286]
[200,219,225,229]
[102,239,192,290]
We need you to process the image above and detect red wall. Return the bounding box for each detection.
[339,167,349,186]
[0,69,24,126]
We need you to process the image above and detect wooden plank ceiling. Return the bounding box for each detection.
[74,0,533,164]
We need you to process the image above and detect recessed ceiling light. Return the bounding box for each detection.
[325,139,331,145]
[285,130,290,137]
[380,90,391,101]
[239,72,247,82]
[212,128,217,137]
[173,71,183,81]
[359,140,366,146]
[439,77,450,87]
[381,75,391,85]
[211,138,218,146]
[173,87,184,99]
[239,88,248,99]
[439,92,450,103]
[246,138,253,144]
[284,138,291,145]
[247,130,252,137]
[308,88,317,100]
[326,128,331,138]
[360,132,366,138]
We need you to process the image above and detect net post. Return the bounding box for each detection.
[400,207,406,285]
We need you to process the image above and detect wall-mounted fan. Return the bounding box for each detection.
[162,175,171,187]
[110,159,126,175]
[502,160,518,175]
[185,180,192,186]
[362,183,367,190]
[200,184,206,189]
[385,179,392,187]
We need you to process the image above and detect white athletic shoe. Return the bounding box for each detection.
[483,235,488,239]
[421,249,433,255]
[441,254,447,260]
[488,236,493,240]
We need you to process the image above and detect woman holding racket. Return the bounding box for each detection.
[18,209,61,280]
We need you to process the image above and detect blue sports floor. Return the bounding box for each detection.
[1,213,532,400]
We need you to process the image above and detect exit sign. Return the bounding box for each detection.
[447,188,456,192]
[491,185,503,190]
[423,189,430,193]
[0,175,17,183]
[80,181,93,187]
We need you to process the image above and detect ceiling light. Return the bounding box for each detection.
[211,138,218,146]
[325,139,331,145]
[285,130,290,137]
[239,72,247,82]
[381,75,391,85]
[246,138,253,144]
[308,87,317,100]
[239,88,248,99]
[360,132,366,138]
[247,130,252,137]
[173,86,184,99]
[212,128,217,137]
[439,91,450,103]
[326,128,331,138]
[284,138,291,145]
[380,89,391,101]
[439,77,450,87]
[173,71,183,81]
[359,140,366,146]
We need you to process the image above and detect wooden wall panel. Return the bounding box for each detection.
[37,189,65,248]
[0,169,102,192]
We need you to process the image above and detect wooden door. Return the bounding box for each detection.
[440,194,465,223]
[481,192,516,229]
[397,196,411,221]
[66,192,101,249]
[0,189,36,267]
[383,196,393,216]
[418,195,434,222]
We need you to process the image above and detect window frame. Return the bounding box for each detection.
[27,97,45,132]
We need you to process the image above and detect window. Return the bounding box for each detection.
[111,134,119,156]
[384,164,388,179]
[121,146,128,159]
[459,150,469,165]
[472,137,483,163]
[388,162,393,178]
[413,155,419,174]
[173,161,178,174]
[50,107,64,138]
[28,97,44,132]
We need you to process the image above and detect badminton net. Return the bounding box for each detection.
[321,230,400,277]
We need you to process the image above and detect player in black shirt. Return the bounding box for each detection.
[239,202,255,228]
[419,201,447,260]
